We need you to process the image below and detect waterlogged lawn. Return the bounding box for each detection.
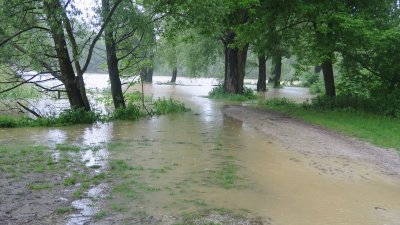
[89,137,250,224]
[0,143,111,224]
[261,104,400,150]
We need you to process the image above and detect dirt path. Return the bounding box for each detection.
[223,105,400,180]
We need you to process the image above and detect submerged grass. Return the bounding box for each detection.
[0,91,189,128]
[261,98,400,150]
[204,160,241,189]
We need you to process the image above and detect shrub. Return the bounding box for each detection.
[55,108,99,125]
[0,116,18,128]
[111,105,144,120]
[208,84,257,101]
[152,98,188,115]
[304,91,400,118]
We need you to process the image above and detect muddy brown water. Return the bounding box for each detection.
[1,77,400,225]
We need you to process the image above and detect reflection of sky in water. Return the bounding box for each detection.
[82,123,113,145]
[46,129,68,144]
[81,148,109,169]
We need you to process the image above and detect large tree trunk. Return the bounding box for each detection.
[273,53,282,88]
[322,60,336,96]
[170,67,177,83]
[103,0,125,109]
[43,0,89,110]
[314,21,336,97]
[223,32,248,94]
[257,54,267,92]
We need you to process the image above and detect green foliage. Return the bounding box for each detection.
[56,108,99,124]
[261,99,400,150]
[302,72,319,87]
[309,81,325,95]
[208,84,257,101]
[0,145,59,174]
[109,91,188,120]
[56,206,76,214]
[0,116,18,128]
[111,105,144,120]
[213,161,239,189]
[0,83,41,100]
[306,93,400,118]
[28,182,52,190]
[0,108,99,128]
[152,97,188,115]
[263,98,297,107]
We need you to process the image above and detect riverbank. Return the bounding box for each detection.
[223,105,400,179]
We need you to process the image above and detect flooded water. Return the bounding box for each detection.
[1,75,400,224]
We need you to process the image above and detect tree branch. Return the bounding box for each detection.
[81,0,123,73]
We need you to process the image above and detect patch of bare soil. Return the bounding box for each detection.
[0,172,72,225]
[223,105,400,179]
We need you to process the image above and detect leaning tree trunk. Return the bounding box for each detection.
[223,31,249,94]
[322,60,336,97]
[314,20,336,97]
[170,67,177,83]
[102,0,125,109]
[43,0,89,110]
[273,53,282,88]
[257,54,267,92]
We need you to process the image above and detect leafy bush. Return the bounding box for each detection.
[302,72,320,87]
[125,91,152,105]
[309,81,324,94]
[55,108,99,125]
[304,91,400,118]
[263,98,297,107]
[208,84,257,101]
[152,98,188,115]
[111,105,144,120]
[0,116,18,128]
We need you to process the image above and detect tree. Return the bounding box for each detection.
[156,0,257,94]
[102,0,158,108]
[0,0,122,110]
[257,54,267,92]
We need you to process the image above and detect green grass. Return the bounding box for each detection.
[113,182,138,199]
[0,108,99,128]
[94,210,107,219]
[261,98,400,150]
[28,182,52,190]
[205,161,240,189]
[152,97,189,115]
[0,145,58,174]
[208,85,258,102]
[56,206,76,214]
[0,93,189,127]
[63,177,78,186]
[55,144,81,152]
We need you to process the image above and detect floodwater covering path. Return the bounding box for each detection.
[1,76,400,225]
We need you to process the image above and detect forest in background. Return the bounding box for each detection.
[0,0,399,117]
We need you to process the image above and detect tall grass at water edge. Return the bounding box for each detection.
[261,97,400,150]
